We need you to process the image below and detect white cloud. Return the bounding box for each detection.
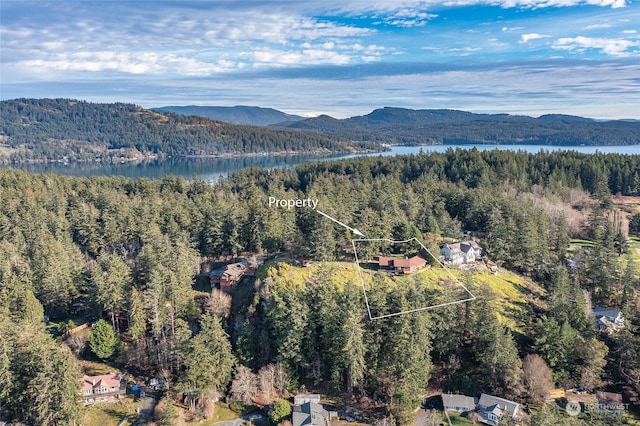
[519,33,551,43]
[441,0,626,8]
[622,30,638,34]
[377,8,438,27]
[16,51,238,76]
[552,36,640,57]
[584,23,612,30]
[247,48,353,67]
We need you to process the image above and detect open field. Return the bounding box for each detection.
[82,397,138,426]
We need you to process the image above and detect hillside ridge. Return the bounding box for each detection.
[0,98,368,163]
[152,105,305,126]
[274,106,640,146]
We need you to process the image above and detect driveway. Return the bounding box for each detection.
[131,390,159,425]
[210,419,245,426]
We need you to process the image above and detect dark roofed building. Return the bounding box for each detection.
[477,394,519,426]
[210,260,255,292]
[442,394,477,413]
[292,401,330,426]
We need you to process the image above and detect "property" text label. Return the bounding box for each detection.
[268,197,318,210]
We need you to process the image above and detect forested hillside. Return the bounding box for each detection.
[275,107,640,146]
[1,149,639,425]
[0,99,369,163]
[152,105,305,126]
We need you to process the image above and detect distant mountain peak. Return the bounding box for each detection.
[152,105,304,126]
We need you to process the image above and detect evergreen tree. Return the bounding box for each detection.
[3,328,82,425]
[93,252,131,329]
[89,319,121,360]
[182,315,235,393]
[128,287,147,341]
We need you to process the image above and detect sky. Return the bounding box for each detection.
[1,0,639,119]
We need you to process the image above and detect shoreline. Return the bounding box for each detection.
[0,146,388,166]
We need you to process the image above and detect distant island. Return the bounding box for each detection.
[1,99,638,164]
[0,99,375,164]
[156,104,640,146]
[273,107,640,146]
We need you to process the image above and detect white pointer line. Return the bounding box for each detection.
[315,210,365,237]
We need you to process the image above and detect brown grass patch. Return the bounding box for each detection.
[612,195,640,215]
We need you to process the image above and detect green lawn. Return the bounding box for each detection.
[82,397,139,426]
[627,238,640,262]
[568,239,596,250]
[446,412,473,425]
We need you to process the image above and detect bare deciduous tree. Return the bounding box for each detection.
[206,289,232,318]
[229,365,259,403]
[523,354,553,403]
[257,363,288,404]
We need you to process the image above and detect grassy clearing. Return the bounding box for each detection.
[627,238,640,262]
[569,239,596,250]
[183,402,240,425]
[446,412,473,425]
[263,260,545,332]
[81,360,123,376]
[82,397,139,426]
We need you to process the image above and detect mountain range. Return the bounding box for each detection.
[157,105,640,146]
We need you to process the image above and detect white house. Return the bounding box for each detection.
[477,394,519,426]
[593,306,625,333]
[440,240,483,264]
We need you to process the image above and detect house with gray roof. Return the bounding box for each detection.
[292,401,330,426]
[441,394,477,413]
[477,394,519,426]
[294,394,321,405]
[593,306,624,333]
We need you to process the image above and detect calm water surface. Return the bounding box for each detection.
[10,144,640,181]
